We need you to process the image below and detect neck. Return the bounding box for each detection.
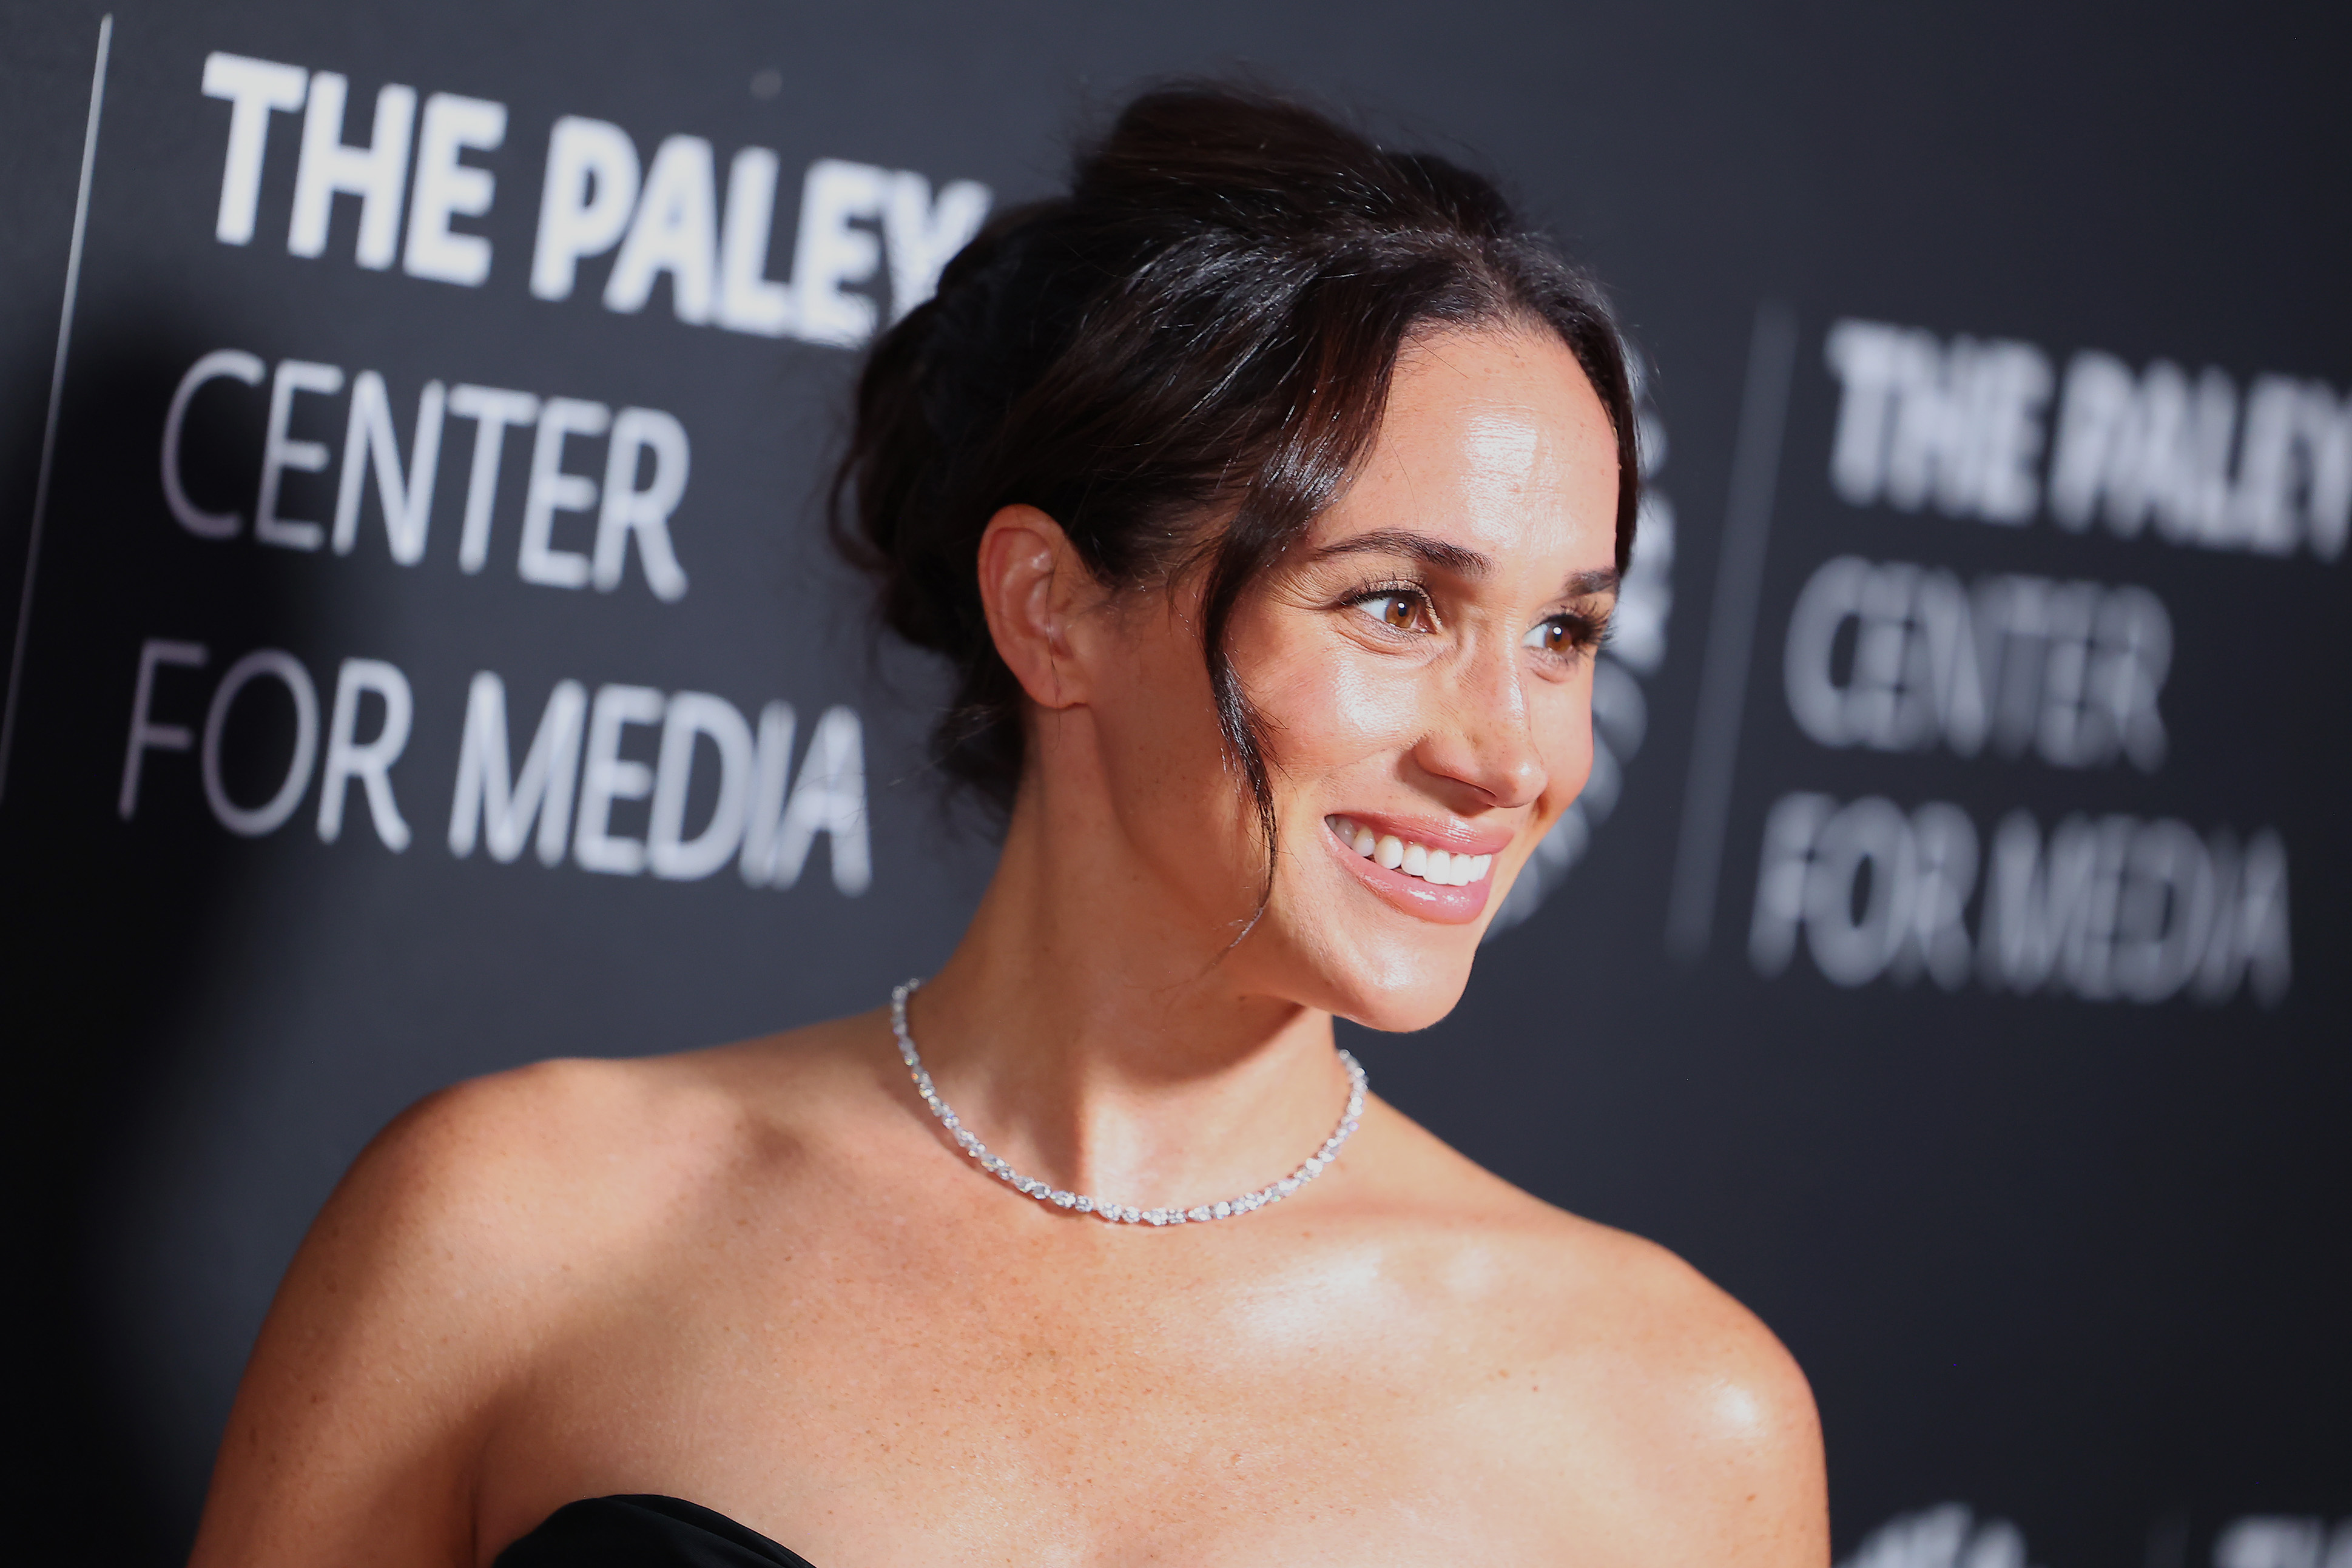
[906,759,1349,1211]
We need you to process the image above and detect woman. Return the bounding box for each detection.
[190,87,1826,1566]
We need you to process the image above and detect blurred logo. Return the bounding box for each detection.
[1841,1505,2037,1568]
[2213,1517,2352,1568]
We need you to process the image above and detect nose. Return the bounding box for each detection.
[1410,638,1551,811]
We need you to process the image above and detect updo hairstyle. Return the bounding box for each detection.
[834,84,1639,848]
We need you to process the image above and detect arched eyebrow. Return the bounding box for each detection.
[1310,531,1620,599]
[1309,530,1492,577]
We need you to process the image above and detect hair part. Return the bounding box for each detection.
[833,84,1640,894]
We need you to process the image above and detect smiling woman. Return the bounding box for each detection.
[187,85,1828,1568]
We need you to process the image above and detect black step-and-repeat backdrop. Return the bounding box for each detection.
[4,2,2345,1563]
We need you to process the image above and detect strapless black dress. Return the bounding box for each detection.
[496,1496,817,1567]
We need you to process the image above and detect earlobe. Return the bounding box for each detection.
[976,504,1092,711]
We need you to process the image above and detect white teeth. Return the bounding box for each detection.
[1329,817,1492,887]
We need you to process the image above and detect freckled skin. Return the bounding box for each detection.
[189,329,1828,1568]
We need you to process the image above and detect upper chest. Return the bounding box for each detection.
[536,1202,1532,1439]
[476,1195,1655,1566]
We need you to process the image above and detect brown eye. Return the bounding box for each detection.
[1521,615,1584,656]
[1356,592,1428,633]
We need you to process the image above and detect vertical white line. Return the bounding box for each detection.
[0,13,115,807]
[1664,301,1799,961]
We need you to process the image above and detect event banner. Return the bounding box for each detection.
[2,2,2343,1563]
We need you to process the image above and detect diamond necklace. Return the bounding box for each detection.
[889,979,1367,1226]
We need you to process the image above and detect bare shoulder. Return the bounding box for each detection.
[1532,1211,1827,1564]
[1364,1102,1828,1564]
[363,1029,818,1222]
[301,1047,747,1287]
[311,1009,885,1280]
[187,1014,880,1568]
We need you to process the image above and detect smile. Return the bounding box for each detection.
[1326,816,1494,887]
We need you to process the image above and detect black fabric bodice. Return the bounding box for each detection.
[494,1496,818,1568]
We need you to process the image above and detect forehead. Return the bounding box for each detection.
[1315,325,1620,577]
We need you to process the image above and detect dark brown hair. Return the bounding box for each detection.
[834,84,1639,853]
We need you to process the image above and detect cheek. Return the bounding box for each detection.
[1531,680,1597,826]
[1093,630,1229,809]
[1251,639,1430,790]
[1240,613,1426,776]
[1086,611,1298,895]
[1269,652,1422,769]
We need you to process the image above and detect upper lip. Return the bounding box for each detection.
[1327,810,1515,857]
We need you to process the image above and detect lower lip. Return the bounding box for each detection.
[1326,824,1497,926]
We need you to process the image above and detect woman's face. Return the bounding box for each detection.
[1085,324,1622,1032]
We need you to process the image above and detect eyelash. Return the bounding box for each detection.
[1346,579,1437,631]
[1529,608,1612,660]
[1341,581,1611,663]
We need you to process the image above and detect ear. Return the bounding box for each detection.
[977,504,1097,710]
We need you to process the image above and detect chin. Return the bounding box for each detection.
[1242,831,1546,1033]
[1260,904,1488,1035]
[1336,980,1473,1035]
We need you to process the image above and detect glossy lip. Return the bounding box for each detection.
[1323,811,1513,926]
